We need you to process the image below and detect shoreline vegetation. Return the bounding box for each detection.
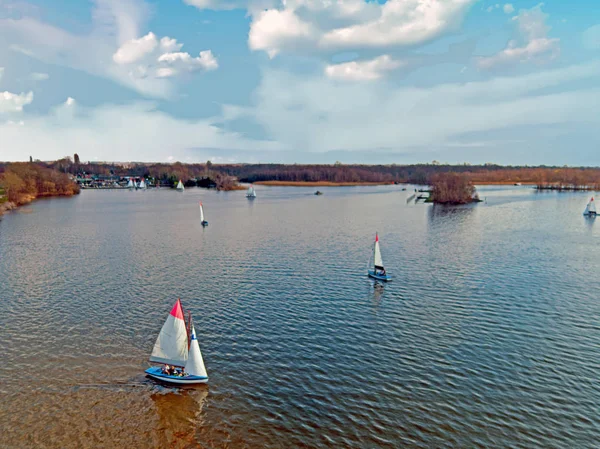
[428,173,481,205]
[2,158,600,215]
[0,163,80,216]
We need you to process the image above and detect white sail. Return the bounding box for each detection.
[199,202,205,222]
[139,179,146,189]
[247,185,256,197]
[586,198,596,214]
[184,325,208,378]
[150,300,189,367]
[127,179,134,188]
[373,234,384,269]
[176,180,185,191]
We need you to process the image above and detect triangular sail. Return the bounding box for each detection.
[587,197,596,214]
[150,300,189,366]
[184,325,208,378]
[139,179,146,189]
[373,234,384,269]
[199,202,205,222]
[127,179,134,188]
[247,185,256,197]
[176,180,184,190]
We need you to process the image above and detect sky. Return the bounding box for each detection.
[0,0,599,165]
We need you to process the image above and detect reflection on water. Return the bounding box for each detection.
[152,387,208,448]
[1,186,599,448]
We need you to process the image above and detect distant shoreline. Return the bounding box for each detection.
[253,181,538,187]
[253,181,394,187]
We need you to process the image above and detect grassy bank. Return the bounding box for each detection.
[254,181,394,187]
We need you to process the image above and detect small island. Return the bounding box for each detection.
[427,172,481,205]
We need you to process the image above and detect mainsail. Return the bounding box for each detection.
[185,325,208,378]
[247,185,256,197]
[176,180,185,191]
[373,233,384,270]
[586,197,596,214]
[139,178,146,189]
[127,179,135,189]
[150,299,189,366]
[199,202,205,222]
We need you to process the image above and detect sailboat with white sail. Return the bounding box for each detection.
[246,185,256,198]
[199,202,208,227]
[145,299,208,385]
[138,178,147,190]
[584,197,597,216]
[176,180,185,191]
[368,233,391,281]
[127,178,135,190]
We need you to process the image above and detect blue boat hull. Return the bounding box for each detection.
[145,367,208,385]
[368,270,392,281]
[201,221,209,226]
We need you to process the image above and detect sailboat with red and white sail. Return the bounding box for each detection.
[583,197,597,217]
[368,233,391,281]
[145,299,208,385]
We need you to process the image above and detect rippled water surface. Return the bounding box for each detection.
[1,186,599,448]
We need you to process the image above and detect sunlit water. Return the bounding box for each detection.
[0,186,599,448]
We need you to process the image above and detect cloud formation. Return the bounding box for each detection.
[247,0,477,57]
[325,55,402,81]
[0,0,217,98]
[1,99,282,161]
[113,32,218,78]
[0,91,33,114]
[478,4,559,70]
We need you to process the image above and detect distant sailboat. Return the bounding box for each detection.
[176,180,185,191]
[127,178,135,190]
[368,233,391,281]
[246,185,256,198]
[145,299,208,385]
[584,197,597,216]
[199,202,208,227]
[138,178,147,190]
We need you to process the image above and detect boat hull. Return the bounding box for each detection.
[584,212,597,217]
[201,221,209,227]
[368,270,392,281]
[145,367,208,385]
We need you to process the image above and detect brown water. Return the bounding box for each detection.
[0,186,599,448]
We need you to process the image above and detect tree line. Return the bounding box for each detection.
[3,157,600,189]
[0,162,80,206]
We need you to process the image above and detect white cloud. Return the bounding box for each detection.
[0,100,283,161]
[112,32,158,64]
[325,55,402,81]
[248,0,477,56]
[244,61,600,153]
[30,72,50,81]
[113,32,218,77]
[0,91,33,113]
[0,0,217,99]
[582,24,600,50]
[503,4,515,14]
[478,4,559,70]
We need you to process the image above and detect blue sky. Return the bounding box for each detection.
[0,0,599,164]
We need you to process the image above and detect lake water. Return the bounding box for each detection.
[0,185,599,448]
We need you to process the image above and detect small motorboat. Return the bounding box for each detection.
[145,299,208,385]
[367,233,391,281]
[199,202,208,227]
